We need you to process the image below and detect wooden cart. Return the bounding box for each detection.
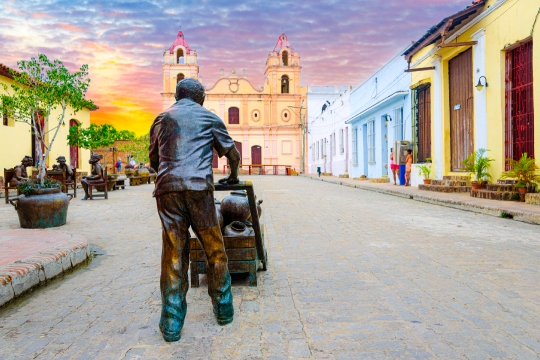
[190,180,268,287]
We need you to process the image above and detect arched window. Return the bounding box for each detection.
[281,75,289,94]
[228,107,240,124]
[177,49,184,64]
[177,73,185,83]
[282,51,289,66]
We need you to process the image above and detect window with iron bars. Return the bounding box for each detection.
[352,127,358,165]
[368,119,375,163]
[339,129,344,154]
[393,106,403,142]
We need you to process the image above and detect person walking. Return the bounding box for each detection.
[149,78,240,342]
[390,148,399,185]
[116,158,122,173]
[405,149,413,186]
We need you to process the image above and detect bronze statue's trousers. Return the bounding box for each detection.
[156,190,232,330]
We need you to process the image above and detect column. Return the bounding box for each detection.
[271,128,278,164]
[472,28,487,151]
[263,128,271,164]
[432,57,444,179]
[242,127,250,165]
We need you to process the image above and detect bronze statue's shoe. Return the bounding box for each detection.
[159,318,183,342]
[81,196,90,200]
[213,302,234,325]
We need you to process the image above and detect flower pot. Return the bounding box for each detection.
[423,179,432,185]
[518,187,527,202]
[125,169,134,178]
[9,188,73,228]
[471,181,483,190]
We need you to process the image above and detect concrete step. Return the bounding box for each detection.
[419,184,472,193]
[443,175,470,181]
[497,179,517,185]
[369,177,390,183]
[486,184,515,192]
[431,180,470,187]
[470,189,520,201]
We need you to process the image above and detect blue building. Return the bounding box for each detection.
[346,52,412,180]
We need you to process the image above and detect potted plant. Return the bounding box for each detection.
[501,153,540,202]
[1,54,94,228]
[417,162,432,184]
[461,148,494,190]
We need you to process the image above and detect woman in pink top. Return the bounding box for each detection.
[405,149,413,186]
[390,148,399,185]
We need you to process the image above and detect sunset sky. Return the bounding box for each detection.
[0,0,471,135]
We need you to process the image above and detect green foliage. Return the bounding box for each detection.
[417,162,432,180]
[117,130,136,141]
[501,153,540,188]
[17,178,61,195]
[461,148,494,182]
[0,54,94,183]
[117,133,150,165]
[67,123,119,152]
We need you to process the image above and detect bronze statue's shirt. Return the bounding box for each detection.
[149,98,235,197]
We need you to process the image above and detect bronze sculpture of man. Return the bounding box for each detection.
[81,154,103,200]
[52,156,74,182]
[9,156,33,186]
[149,78,240,342]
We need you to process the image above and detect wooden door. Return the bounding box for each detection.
[251,145,262,165]
[69,119,79,169]
[449,48,474,171]
[212,149,218,168]
[416,84,432,163]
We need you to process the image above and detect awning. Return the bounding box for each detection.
[345,91,408,124]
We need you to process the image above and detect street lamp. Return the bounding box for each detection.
[476,76,488,91]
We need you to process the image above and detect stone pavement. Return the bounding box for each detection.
[0,230,90,307]
[0,176,540,359]
[302,174,540,225]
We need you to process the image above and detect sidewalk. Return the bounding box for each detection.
[0,230,89,307]
[302,174,540,225]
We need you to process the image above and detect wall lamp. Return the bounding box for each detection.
[476,76,488,91]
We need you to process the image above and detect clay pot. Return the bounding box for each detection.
[471,181,484,190]
[518,186,527,202]
[9,188,72,228]
[215,198,224,229]
[247,200,263,223]
[221,190,251,225]
[222,221,254,237]
[423,179,432,185]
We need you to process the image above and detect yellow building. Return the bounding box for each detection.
[0,63,93,177]
[161,32,308,172]
[403,0,539,180]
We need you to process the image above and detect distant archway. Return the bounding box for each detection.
[177,73,185,83]
[69,119,80,168]
[281,75,289,94]
[282,51,289,66]
[176,49,184,64]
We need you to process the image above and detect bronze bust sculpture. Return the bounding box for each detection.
[149,78,240,342]
[81,154,103,200]
[9,156,33,186]
[52,156,74,182]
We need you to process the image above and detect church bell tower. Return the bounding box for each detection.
[161,31,199,110]
[264,33,301,95]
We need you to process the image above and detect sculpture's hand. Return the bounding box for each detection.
[218,176,239,185]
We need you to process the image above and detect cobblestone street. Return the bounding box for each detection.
[1,176,540,359]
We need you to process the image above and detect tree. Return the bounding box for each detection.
[117,133,150,166]
[0,54,95,183]
[67,123,121,172]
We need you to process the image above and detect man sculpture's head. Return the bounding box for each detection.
[175,78,205,105]
[21,156,33,167]
[89,153,102,164]
[56,156,67,165]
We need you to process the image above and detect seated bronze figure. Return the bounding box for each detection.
[52,156,74,182]
[81,154,104,200]
[150,78,240,342]
[9,156,33,187]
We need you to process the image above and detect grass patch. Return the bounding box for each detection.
[500,212,514,219]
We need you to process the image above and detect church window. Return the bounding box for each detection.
[282,51,289,66]
[177,49,184,64]
[228,107,240,124]
[177,73,185,83]
[281,75,289,94]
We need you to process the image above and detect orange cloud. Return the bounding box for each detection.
[58,23,86,33]
[32,13,52,18]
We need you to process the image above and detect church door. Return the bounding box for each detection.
[251,145,262,165]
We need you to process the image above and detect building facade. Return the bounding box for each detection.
[404,0,539,181]
[0,64,92,177]
[347,52,412,181]
[308,87,352,176]
[161,32,308,172]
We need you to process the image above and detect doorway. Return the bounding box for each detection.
[449,48,474,171]
[251,145,262,165]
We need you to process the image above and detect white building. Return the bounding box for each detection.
[307,87,351,175]
[346,51,413,183]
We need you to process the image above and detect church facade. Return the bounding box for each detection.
[161,31,307,172]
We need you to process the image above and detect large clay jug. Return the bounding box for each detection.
[222,221,254,237]
[221,190,251,225]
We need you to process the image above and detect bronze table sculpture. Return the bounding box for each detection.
[81,154,104,200]
[150,78,241,342]
[52,156,74,182]
[9,156,33,186]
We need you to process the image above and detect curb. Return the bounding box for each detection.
[301,175,540,226]
[0,234,90,307]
